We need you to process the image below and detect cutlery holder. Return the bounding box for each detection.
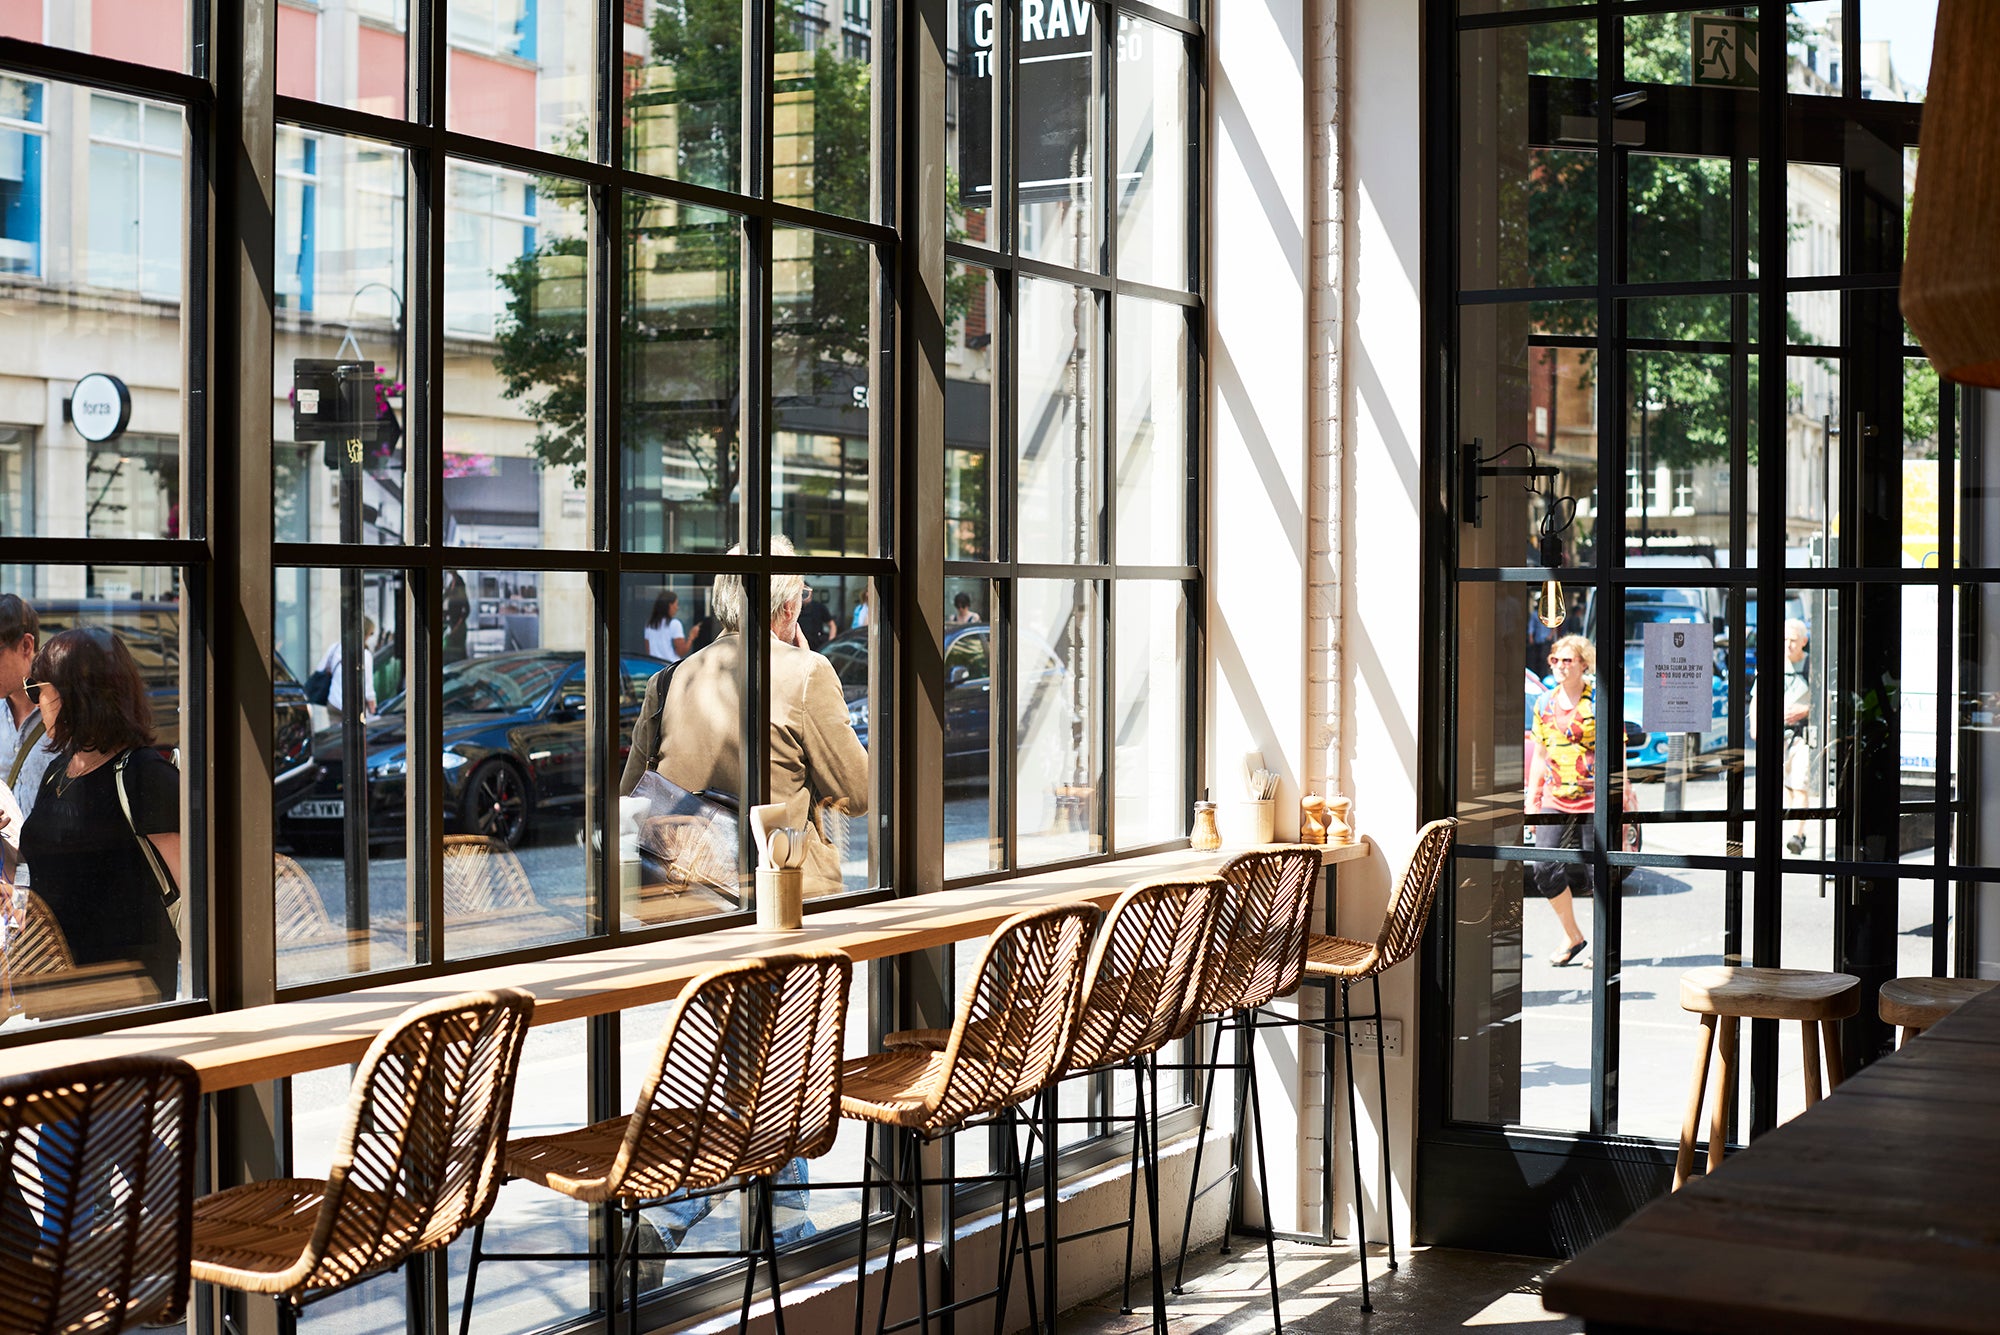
[756,867,804,931]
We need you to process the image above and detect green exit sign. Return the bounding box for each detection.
[1691,16,1760,88]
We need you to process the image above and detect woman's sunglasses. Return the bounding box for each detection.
[22,680,46,703]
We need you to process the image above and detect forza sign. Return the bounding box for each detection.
[70,373,131,444]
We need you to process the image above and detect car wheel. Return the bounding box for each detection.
[460,760,531,847]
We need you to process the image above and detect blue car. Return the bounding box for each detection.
[279,650,667,849]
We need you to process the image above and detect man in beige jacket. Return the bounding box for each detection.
[626,538,869,899]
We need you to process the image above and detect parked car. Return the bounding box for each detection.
[34,599,318,812]
[825,623,997,780]
[278,650,666,849]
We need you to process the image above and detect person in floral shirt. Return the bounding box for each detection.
[1527,633,1596,966]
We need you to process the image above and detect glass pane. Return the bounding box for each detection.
[275,131,411,545]
[275,566,419,986]
[1452,580,1537,848]
[1018,276,1099,564]
[0,570,191,1021]
[1017,1,1100,272]
[1788,161,1842,278]
[1458,21,1597,293]
[1616,868,1738,1140]
[1625,9,1763,89]
[622,198,741,555]
[1114,18,1189,289]
[626,0,744,190]
[946,262,996,562]
[1114,581,1185,849]
[1626,339,1741,563]
[774,226,874,558]
[1115,296,1188,566]
[1860,0,1934,102]
[617,570,746,930]
[1898,878,1952,983]
[1627,153,1751,287]
[442,1020,592,1334]
[278,0,409,119]
[1018,578,1099,866]
[440,569,594,961]
[1460,0,1589,13]
[1789,2,1842,96]
[446,0,593,159]
[775,0,878,220]
[948,0,995,249]
[1457,302,1601,569]
[943,577,997,878]
[1776,586,1842,859]
[446,162,591,551]
[0,0,189,72]
[800,568,879,897]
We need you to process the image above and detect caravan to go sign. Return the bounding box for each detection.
[70,373,132,444]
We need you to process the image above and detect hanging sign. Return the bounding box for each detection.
[1642,621,1715,734]
[70,373,131,443]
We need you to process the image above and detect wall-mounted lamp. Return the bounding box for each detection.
[1461,438,1581,628]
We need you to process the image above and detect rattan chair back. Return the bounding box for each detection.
[442,836,540,917]
[605,951,851,1203]
[5,891,75,976]
[1184,848,1319,1024]
[0,1055,199,1335]
[1369,819,1458,972]
[275,854,335,942]
[289,988,533,1293]
[924,903,1100,1135]
[1067,876,1220,1073]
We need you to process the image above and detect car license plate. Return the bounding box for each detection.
[292,800,344,820]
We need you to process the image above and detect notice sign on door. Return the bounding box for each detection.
[1642,621,1715,734]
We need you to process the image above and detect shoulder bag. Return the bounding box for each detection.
[113,749,182,929]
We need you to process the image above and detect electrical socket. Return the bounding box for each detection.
[1351,1018,1404,1057]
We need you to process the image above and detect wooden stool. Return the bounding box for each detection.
[1879,977,1998,1046]
[1674,966,1860,1190]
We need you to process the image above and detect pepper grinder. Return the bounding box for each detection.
[1189,800,1221,851]
[1326,794,1353,845]
[1299,793,1328,845]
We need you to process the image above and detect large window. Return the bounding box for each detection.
[0,0,1207,1328]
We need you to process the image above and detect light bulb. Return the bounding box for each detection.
[1536,578,1566,629]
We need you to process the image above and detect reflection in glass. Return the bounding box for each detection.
[943,578,997,878]
[1018,277,1098,564]
[446,0,593,159]
[622,199,741,555]
[0,1,190,73]
[277,0,409,119]
[1016,7,1098,272]
[1115,298,1188,566]
[275,565,417,986]
[1860,0,1935,103]
[774,227,874,558]
[626,1,744,190]
[806,571,879,894]
[1115,19,1189,289]
[1788,161,1842,278]
[946,263,996,562]
[1018,579,1098,866]
[440,569,594,962]
[775,2,876,221]
[1114,582,1184,848]
[947,0,995,250]
[447,162,590,551]
[275,131,410,546]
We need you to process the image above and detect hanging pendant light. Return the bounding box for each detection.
[1902,2,2000,385]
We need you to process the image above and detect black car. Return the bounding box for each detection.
[278,650,667,849]
[34,599,318,812]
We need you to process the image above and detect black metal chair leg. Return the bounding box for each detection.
[1042,1094,1060,1331]
[856,1122,875,1335]
[740,1179,765,1330]
[1224,1011,1258,1260]
[910,1131,932,1335]
[1373,973,1398,1271]
[1119,1068,1142,1316]
[1171,1016,1228,1294]
[1141,1057,1169,1335]
[762,1178,790,1335]
[1244,1022,1284,1335]
[456,1219,485,1335]
[1340,983,1374,1313]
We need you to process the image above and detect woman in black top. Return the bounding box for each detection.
[16,627,180,1002]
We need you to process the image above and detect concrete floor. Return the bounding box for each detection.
[1058,1239,1578,1335]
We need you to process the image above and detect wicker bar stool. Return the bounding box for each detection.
[0,1055,200,1334]
[461,951,852,1335]
[840,902,1100,1335]
[1879,976,1999,1046]
[1164,846,1320,1335]
[190,988,535,1310]
[1674,965,1859,1190]
[1281,817,1457,1312]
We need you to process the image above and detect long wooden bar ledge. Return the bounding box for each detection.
[0,841,1369,1092]
[1543,977,2000,1335]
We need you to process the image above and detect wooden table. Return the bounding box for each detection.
[1542,978,2000,1335]
[0,841,1370,1093]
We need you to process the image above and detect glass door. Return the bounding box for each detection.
[1427,1,1960,1254]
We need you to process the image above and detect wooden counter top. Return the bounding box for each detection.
[0,839,1370,1093]
[1543,978,2000,1335]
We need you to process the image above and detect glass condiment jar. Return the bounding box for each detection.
[1189,800,1222,850]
